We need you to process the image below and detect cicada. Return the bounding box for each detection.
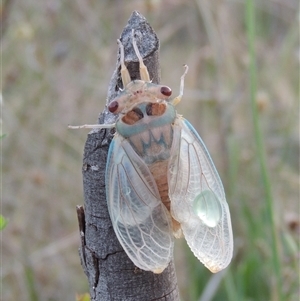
[70,31,233,274]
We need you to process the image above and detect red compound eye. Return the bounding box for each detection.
[161,86,172,97]
[108,101,119,113]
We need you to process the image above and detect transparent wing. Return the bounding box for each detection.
[169,118,233,273]
[106,135,174,273]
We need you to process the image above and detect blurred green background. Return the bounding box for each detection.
[2,0,299,300]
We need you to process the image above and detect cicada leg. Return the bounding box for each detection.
[117,30,150,86]
[131,29,150,82]
[117,39,131,87]
[171,65,189,106]
[68,123,115,129]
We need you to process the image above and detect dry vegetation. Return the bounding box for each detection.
[2,0,299,300]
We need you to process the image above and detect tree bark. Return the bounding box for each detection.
[77,11,180,301]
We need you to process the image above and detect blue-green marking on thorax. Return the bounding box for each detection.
[116,102,176,138]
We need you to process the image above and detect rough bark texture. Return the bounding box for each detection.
[77,11,180,301]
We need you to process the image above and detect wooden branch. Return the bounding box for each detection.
[77,11,180,301]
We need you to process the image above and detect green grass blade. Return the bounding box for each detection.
[0,215,8,230]
[245,1,283,300]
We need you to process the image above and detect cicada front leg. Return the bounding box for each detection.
[117,29,150,88]
[117,38,131,87]
[68,123,115,130]
[131,30,150,82]
[171,65,189,106]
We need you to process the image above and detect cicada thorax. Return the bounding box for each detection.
[116,101,176,162]
[115,100,182,236]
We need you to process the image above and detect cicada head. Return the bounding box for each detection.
[108,30,173,115]
[108,81,172,115]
